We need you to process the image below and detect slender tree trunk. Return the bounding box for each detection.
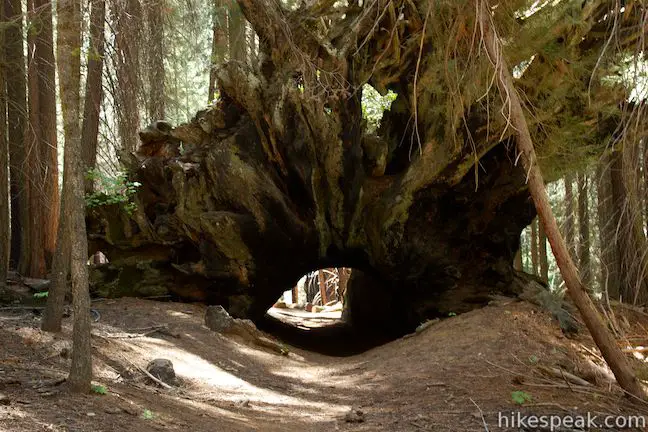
[538,222,548,283]
[81,0,106,193]
[42,0,82,333]
[0,3,9,287]
[338,268,350,302]
[530,218,538,275]
[209,0,228,102]
[22,0,47,278]
[228,0,246,62]
[514,249,523,271]
[4,0,27,268]
[597,158,621,299]
[610,149,648,304]
[144,0,165,121]
[577,173,591,289]
[478,0,645,400]
[564,174,575,259]
[32,0,59,264]
[318,269,328,305]
[113,0,142,152]
[53,0,91,390]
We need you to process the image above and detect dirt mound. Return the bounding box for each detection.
[0,297,646,431]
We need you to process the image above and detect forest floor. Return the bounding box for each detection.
[1,295,648,431]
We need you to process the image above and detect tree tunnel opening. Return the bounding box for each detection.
[257,267,419,356]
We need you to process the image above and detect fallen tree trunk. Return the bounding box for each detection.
[477,0,645,400]
[86,0,644,349]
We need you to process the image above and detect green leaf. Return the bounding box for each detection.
[33,291,49,299]
[91,384,108,395]
[511,390,533,405]
[142,409,155,420]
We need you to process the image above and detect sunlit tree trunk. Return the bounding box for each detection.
[81,0,106,193]
[228,0,246,62]
[43,0,82,332]
[530,218,538,275]
[209,0,228,102]
[538,222,548,283]
[4,0,27,268]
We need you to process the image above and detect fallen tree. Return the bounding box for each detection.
[87,0,646,343]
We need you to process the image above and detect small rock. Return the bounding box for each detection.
[204,306,234,332]
[239,399,251,408]
[0,393,10,405]
[146,358,176,384]
[344,409,365,423]
[104,406,122,414]
[23,277,51,291]
[86,412,96,417]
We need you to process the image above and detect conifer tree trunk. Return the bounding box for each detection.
[209,0,228,102]
[81,0,106,193]
[114,0,142,152]
[478,0,645,400]
[4,0,27,268]
[610,149,648,304]
[32,0,59,265]
[144,0,165,121]
[0,5,9,288]
[564,175,575,259]
[42,0,82,333]
[228,0,246,62]
[597,159,621,299]
[577,173,591,289]
[538,223,548,283]
[530,219,538,275]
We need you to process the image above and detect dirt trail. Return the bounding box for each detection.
[0,297,646,431]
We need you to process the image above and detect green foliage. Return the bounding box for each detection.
[447,312,457,317]
[511,390,533,405]
[528,355,539,364]
[91,384,108,395]
[361,85,397,132]
[142,409,155,420]
[85,169,141,215]
[33,291,49,299]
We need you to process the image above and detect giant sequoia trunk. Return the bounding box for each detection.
[87,0,640,344]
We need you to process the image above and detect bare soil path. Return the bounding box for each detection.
[1,297,646,431]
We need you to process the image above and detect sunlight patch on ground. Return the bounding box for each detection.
[131,338,349,419]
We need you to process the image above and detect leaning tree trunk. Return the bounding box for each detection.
[87,0,646,356]
[477,0,644,400]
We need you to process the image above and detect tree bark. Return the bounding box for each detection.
[538,222,548,283]
[531,218,538,275]
[564,175,575,259]
[113,0,142,152]
[144,0,166,122]
[81,0,106,193]
[32,0,59,264]
[42,0,82,333]
[597,158,621,299]
[478,0,645,400]
[610,149,648,304]
[0,2,9,288]
[577,173,591,289]
[4,0,27,268]
[318,269,328,305]
[228,0,246,62]
[209,0,228,102]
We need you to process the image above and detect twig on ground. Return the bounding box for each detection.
[469,398,489,432]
